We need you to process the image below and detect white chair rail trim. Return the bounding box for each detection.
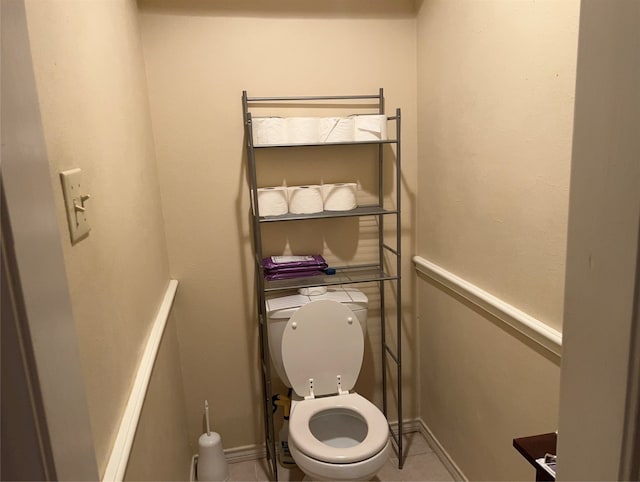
[102,279,179,482]
[413,256,562,357]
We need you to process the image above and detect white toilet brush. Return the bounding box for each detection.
[197,400,229,481]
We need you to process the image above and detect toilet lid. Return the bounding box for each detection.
[282,300,364,398]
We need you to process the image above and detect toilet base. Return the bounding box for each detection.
[289,438,391,481]
[301,476,375,482]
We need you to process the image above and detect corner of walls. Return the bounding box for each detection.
[124,311,192,482]
[137,3,420,453]
[109,282,192,482]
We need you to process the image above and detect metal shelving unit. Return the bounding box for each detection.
[242,88,403,481]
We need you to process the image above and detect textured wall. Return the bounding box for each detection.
[137,0,419,451]
[24,0,179,475]
[416,0,579,328]
[415,0,579,479]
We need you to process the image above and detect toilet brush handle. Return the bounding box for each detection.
[205,400,211,436]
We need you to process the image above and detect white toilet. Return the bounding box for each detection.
[266,288,391,481]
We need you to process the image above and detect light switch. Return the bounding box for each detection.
[60,168,91,244]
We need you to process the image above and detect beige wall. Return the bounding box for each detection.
[416,0,578,328]
[125,313,192,481]
[2,1,98,477]
[418,279,561,480]
[137,0,419,450]
[24,0,187,476]
[18,0,588,477]
[415,0,579,479]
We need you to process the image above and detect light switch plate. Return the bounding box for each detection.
[60,168,90,244]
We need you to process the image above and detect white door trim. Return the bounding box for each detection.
[556,1,640,479]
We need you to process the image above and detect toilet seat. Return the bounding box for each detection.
[282,300,364,399]
[288,393,389,464]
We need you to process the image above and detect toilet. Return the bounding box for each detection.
[266,288,391,481]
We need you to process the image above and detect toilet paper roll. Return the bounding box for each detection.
[319,117,355,143]
[287,185,324,214]
[286,117,320,144]
[252,117,287,145]
[256,187,289,216]
[354,114,388,141]
[321,183,358,211]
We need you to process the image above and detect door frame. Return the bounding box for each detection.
[1,0,98,479]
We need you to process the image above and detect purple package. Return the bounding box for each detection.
[262,255,327,271]
[265,269,326,281]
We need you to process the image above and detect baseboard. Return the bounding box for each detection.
[389,418,422,437]
[206,422,423,465]
[190,419,467,482]
[416,418,468,482]
[190,444,266,481]
[224,443,268,463]
[389,418,466,481]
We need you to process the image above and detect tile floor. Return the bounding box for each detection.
[227,432,455,481]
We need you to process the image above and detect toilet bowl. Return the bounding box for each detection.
[288,393,391,481]
[268,296,390,481]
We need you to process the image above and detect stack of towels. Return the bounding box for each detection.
[256,183,358,216]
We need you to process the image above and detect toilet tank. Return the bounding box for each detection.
[265,286,368,388]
